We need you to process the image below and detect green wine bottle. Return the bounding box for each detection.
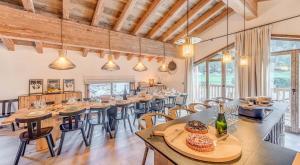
[215,102,227,136]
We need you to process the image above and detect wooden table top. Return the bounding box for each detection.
[136,102,297,165]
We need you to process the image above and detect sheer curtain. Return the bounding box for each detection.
[185,58,194,103]
[235,25,272,98]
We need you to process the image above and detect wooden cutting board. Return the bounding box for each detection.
[154,123,242,163]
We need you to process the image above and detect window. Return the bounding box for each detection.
[112,82,130,95]
[271,39,300,52]
[193,45,236,101]
[89,83,111,97]
[88,82,130,97]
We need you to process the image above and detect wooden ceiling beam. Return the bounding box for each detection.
[21,0,46,54]
[221,0,257,20]
[21,0,35,12]
[147,0,186,39]
[99,50,105,58]
[191,8,234,36]
[63,0,70,19]
[160,0,210,42]
[1,38,15,51]
[126,53,133,61]
[35,41,43,54]
[114,0,137,31]
[0,5,177,57]
[82,48,89,57]
[172,2,225,42]
[147,56,154,62]
[91,0,105,26]
[113,52,120,60]
[132,0,163,35]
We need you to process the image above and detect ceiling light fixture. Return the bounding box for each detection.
[222,0,232,64]
[159,42,169,72]
[101,31,120,71]
[49,19,76,70]
[133,38,148,72]
[182,0,194,58]
[240,0,248,66]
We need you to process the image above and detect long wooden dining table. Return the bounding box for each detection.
[1,94,168,151]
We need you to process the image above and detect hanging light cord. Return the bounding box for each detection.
[163,42,166,60]
[243,0,246,57]
[226,0,229,51]
[186,0,189,38]
[108,30,111,55]
[139,37,142,59]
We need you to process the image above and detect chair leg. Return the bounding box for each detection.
[114,120,119,138]
[45,135,55,157]
[123,118,127,129]
[57,132,65,155]
[127,117,133,133]
[21,140,27,156]
[14,141,25,165]
[87,123,91,138]
[49,134,55,148]
[11,122,15,132]
[105,122,113,138]
[88,125,94,145]
[133,115,137,125]
[80,128,89,146]
[142,146,149,165]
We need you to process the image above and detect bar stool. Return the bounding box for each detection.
[112,103,133,137]
[14,113,55,165]
[57,108,89,155]
[86,107,112,144]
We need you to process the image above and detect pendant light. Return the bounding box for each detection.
[240,0,248,66]
[133,38,148,72]
[159,42,169,72]
[49,19,76,70]
[101,31,120,71]
[182,0,194,58]
[222,0,232,64]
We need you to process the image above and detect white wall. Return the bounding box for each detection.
[0,45,185,100]
[194,0,300,61]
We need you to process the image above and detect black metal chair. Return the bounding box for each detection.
[149,98,165,113]
[176,94,188,108]
[112,103,133,137]
[133,100,151,125]
[86,107,112,144]
[14,113,55,165]
[0,99,18,131]
[164,96,177,109]
[57,108,89,155]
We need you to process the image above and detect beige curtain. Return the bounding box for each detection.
[235,25,272,98]
[185,58,194,103]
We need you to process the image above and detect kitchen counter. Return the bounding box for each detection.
[136,102,297,165]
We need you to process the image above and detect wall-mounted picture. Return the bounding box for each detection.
[47,79,61,93]
[29,79,43,95]
[63,79,75,92]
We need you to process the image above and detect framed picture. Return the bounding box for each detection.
[63,79,75,92]
[47,79,61,93]
[29,79,43,95]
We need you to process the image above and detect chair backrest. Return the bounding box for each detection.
[168,106,196,119]
[169,96,177,104]
[0,99,18,118]
[15,113,52,138]
[138,112,174,129]
[59,108,86,129]
[176,94,188,105]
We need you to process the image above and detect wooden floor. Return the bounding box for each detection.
[0,120,154,165]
